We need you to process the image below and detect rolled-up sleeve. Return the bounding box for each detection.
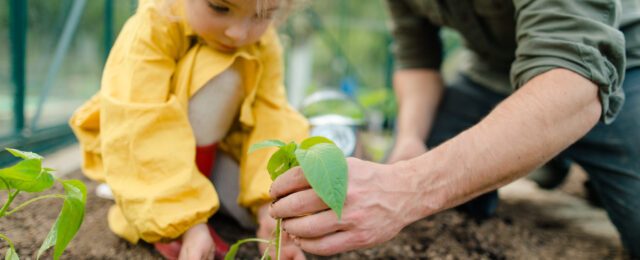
[511,0,626,123]
[385,0,443,70]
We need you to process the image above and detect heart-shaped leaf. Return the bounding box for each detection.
[299,136,335,150]
[295,143,348,219]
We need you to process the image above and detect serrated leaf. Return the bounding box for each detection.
[0,159,54,193]
[295,143,348,219]
[37,180,86,260]
[6,148,43,160]
[299,136,335,150]
[5,246,19,260]
[249,140,286,153]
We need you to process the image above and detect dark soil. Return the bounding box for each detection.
[0,170,626,259]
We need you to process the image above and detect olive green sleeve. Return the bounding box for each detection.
[385,0,443,70]
[511,0,626,123]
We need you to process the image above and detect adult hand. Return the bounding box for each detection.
[257,204,306,260]
[269,157,432,256]
[386,137,428,163]
[180,223,215,260]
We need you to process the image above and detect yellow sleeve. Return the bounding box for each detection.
[99,5,218,243]
[237,29,310,213]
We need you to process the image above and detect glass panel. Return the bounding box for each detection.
[29,0,135,130]
[0,2,12,138]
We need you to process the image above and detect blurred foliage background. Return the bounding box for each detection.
[0,0,461,164]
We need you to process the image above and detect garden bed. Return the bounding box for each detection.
[0,170,626,259]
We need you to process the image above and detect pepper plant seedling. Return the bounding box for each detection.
[225,136,348,260]
[0,148,87,260]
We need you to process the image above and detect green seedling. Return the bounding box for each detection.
[0,148,86,260]
[226,136,348,260]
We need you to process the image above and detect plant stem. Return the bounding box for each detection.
[260,244,271,260]
[275,218,282,260]
[4,194,66,216]
[0,190,20,217]
[0,232,16,252]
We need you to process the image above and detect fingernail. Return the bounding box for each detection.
[269,203,276,218]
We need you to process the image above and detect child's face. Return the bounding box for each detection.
[185,0,280,53]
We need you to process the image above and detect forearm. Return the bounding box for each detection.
[393,69,444,143]
[401,69,602,218]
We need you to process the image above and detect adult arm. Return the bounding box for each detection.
[384,0,445,163]
[270,68,601,255]
[270,0,626,255]
[386,69,443,163]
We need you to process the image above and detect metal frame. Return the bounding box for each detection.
[0,0,121,166]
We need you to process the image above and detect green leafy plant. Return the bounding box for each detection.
[225,136,348,260]
[0,148,87,260]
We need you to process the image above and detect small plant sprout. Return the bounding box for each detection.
[225,136,348,260]
[0,148,87,260]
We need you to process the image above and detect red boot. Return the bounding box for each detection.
[154,224,229,260]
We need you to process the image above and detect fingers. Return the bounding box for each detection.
[270,188,329,218]
[293,250,306,260]
[270,166,310,200]
[207,247,215,260]
[281,209,345,238]
[294,231,367,256]
[282,244,307,260]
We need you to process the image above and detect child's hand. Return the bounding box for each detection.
[180,223,215,260]
[257,204,306,260]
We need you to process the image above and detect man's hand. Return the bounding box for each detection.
[257,203,306,260]
[386,137,428,163]
[180,223,215,260]
[269,158,429,256]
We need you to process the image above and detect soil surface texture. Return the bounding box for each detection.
[0,170,627,259]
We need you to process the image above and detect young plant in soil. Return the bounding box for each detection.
[0,148,87,260]
[225,136,348,260]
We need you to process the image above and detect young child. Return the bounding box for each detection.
[70,0,308,259]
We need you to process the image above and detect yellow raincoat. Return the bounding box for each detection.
[69,0,308,243]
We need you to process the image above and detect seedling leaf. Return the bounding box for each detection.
[37,180,86,260]
[267,149,289,181]
[225,238,271,260]
[295,143,348,219]
[249,140,286,153]
[266,142,299,181]
[299,136,335,150]
[6,148,43,160]
[5,247,19,260]
[37,226,56,259]
[0,159,54,193]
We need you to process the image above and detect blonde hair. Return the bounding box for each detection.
[159,0,307,25]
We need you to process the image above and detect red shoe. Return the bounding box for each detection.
[154,224,229,260]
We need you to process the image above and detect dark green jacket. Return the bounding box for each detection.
[386,0,640,123]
